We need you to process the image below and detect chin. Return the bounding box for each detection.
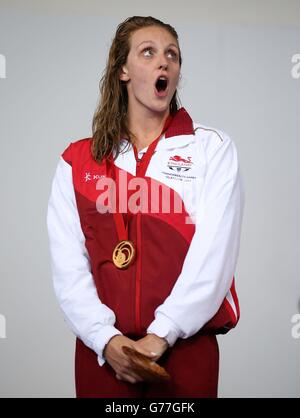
[150,102,170,114]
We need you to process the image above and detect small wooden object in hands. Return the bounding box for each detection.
[122,346,171,383]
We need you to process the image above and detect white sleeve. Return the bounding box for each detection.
[147,133,245,346]
[47,156,122,366]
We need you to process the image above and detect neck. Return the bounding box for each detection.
[126,105,170,152]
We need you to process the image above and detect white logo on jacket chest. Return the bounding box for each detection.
[84,172,105,182]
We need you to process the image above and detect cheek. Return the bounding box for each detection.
[131,66,150,88]
[170,74,179,91]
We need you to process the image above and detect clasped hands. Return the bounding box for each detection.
[103,333,169,384]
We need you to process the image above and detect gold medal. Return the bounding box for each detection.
[112,240,136,269]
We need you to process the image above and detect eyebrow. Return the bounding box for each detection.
[137,40,179,50]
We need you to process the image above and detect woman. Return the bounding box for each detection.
[47,16,245,398]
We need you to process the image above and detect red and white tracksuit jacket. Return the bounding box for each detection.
[47,107,245,379]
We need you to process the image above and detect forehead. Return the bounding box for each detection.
[130,26,178,48]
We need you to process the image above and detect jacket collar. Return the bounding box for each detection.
[119,107,195,153]
[165,107,195,138]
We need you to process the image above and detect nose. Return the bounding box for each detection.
[158,52,168,70]
[159,63,168,70]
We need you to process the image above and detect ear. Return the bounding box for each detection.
[119,65,130,82]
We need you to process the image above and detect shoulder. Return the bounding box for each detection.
[193,122,232,146]
[61,137,92,166]
[192,122,237,160]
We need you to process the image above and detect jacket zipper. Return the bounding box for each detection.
[135,157,142,334]
[135,211,142,334]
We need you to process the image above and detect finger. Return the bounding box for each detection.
[133,346,157,358]
[119,372,139,384]
[116,372,143,382]
[130,371,144,383]
[123,367,144,383]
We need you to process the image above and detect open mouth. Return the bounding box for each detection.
[155,76,168,93]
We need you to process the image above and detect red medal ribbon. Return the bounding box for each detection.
[106,113,173,267]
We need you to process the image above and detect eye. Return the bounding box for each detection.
[142,47,153,57]
[142,47,179,60]
[167,49,178,59]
